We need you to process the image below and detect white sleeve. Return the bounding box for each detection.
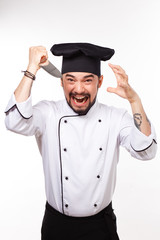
[119,111,157,160]
[4,93,46,137]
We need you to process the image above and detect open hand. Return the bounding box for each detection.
[107,63,139,103]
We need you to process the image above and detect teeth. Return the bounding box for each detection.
[74,98,86,103]
[72,96,88,104]
[75,96,85,99]
[73,96,88,104]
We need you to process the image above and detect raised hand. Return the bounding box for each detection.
[14,46,49,102]
[107,63,138,104]
[107,63,151,136]
[28,46,49,74]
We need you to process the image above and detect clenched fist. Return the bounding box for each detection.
[27,46,49,74]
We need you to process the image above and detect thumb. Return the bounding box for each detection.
[39,56,49,67]
[107,87,117,94]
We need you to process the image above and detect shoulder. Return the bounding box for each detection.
[98,102,128,117]
[33,99,65,114]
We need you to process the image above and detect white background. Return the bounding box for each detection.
[0,0,160,239]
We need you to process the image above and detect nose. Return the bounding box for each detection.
[74,82,84,94]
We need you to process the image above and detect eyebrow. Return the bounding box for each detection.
[65,74,95,79]
[65,74,75,78]
[83,74,94,79]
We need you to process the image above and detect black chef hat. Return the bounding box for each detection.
[50,43,115,77]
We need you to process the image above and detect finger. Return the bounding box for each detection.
[39,59,49,67]
[39,57,49,67]
[107,87,117,94]
[40,56,48,63]
[109,64,128,82]
[36,46,47,51]
[38,50,48,64]
[109,67,125,79]
[110,68,125,76]
[108,63,125,74]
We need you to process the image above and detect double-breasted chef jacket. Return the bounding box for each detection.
[5,94,157,217]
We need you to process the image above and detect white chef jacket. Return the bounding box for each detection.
[5,94,157,217]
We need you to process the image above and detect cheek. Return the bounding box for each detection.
[63,84,72,97]
[89,85,98,98]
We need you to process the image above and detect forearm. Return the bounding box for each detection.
[130,96,151,136]
[14,65,37,102]
[14,46,48,103]
[108,64,153,138]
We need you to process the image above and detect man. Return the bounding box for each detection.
[5,43,157,240]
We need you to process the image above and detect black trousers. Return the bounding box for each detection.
[41,202,120,240]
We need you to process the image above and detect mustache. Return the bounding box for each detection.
[69,92,90,98]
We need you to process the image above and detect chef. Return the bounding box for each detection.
[5,43,157,240]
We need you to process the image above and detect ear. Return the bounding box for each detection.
[98,75,103,88]
[61,78,63,87]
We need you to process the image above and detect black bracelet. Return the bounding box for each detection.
[22,70,36,80]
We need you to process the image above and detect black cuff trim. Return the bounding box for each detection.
[131,139,157,152]
[5,104,32,120]
[4,104,16,114]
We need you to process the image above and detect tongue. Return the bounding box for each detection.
[76,98,84,103]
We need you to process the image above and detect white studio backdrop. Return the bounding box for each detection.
[0,0,160,239]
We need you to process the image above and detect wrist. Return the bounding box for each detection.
[129,99,141,108]
[128,92,141,104]
[22,70,36,81]
[27,64,39,75]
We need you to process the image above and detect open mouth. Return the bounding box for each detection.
[71,95,89,106]
[68,94,95,114]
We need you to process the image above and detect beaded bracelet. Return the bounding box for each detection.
[22,70,36,80]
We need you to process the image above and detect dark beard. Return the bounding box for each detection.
[66,96,97,115]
